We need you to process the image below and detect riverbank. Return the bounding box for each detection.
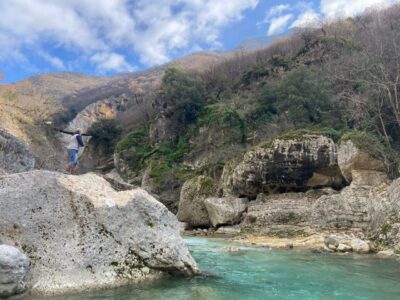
[182,228,400,259]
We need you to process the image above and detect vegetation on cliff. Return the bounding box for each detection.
[84,5,400,208]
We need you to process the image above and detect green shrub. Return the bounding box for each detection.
[87,119,122,155]
[278,128,343,142]
[197,104,247,144]
[116,127,149,153]
[242,67,269,85]
[256,66,340,128]
[161,67,206,126]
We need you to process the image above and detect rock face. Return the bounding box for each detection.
[204,197,248,227]
[350,238,370,254]
[177,176,217,227]
[245,191,324,228]
[0,170,197,295]
[241,179,393,241]
[227,135,343,198]
[0,245,30,297]
[337,139,386,183]
[0,128,35,174]
[371,178,400,252]
[59,96,128,157]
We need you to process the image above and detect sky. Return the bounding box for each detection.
[0,0,399,83]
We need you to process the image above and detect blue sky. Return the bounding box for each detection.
[0,0,399,83]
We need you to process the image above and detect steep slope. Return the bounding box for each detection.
[0,51,231,172]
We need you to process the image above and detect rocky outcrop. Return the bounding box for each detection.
[177,176,217,227]
[204,197,248,227]
[226,134,343,198]
[245,191,325,228]
[59,95,128,151]
[0,170,198,295]
[323,234,371,253]
[0,245,30,298]
[244,181,389,231]
[103,168,136,191]
[0,128,35,174]
[369,178,400,252]
[141,166,182,214]
[337,139,387,183]
[149,115,174,146]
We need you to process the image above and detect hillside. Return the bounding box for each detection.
[2,4,400,215]
[84,4,400,213]
[0,51,231,171]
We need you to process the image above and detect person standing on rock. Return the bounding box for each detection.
[58,129,85,174]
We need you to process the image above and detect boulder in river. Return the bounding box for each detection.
[177,175,217,227]
[204,197,248,227]
[0,244,30,298]
[0,170,198,295]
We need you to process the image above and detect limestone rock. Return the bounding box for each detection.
[215,226,241,235]
[337,244,352,252]
[245,192,321,227]
[204,197,248,227]
[220,158,240,196]
[351,170,388,187]
[60,96,127,147]
[0,245,30,298]
[141,165,182,214]
[177,176,217,227]
[227,134,342,198]
[307,167,344,188]
[350,239,370,254]
[103,169,136,191]
[149,115,174,146]
[377,249,395,258]
[0,128,35,174]
[337,139,386,183]
[179,222,189,233]
[310,185,373,228]
[324,236,340,248]
[0,170,198,295]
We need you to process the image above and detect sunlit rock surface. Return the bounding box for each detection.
[0,170,198,295]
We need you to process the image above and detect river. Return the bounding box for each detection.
[25,237,400,300]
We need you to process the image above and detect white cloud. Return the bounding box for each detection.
[267,14,293,36]
[38,52,66,70]
[265,4,291,19]
[0,0,260,72]
[90,52,135,73]
[131,0,259,64]
[290,9,321,28]
[262,4,293,35]
[320,0,397,19]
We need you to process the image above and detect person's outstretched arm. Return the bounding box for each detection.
[76,135,84,147]
[57,128,75,135]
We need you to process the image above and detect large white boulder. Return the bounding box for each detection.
[0,245,30,297]
[204,197,248,227]
[0,170,198,295]
[338,139,386,183]
[226,134,343,198]
[177,176,217,227]
[350,238,371,254]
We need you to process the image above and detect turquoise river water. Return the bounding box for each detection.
[26,238,400,300]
